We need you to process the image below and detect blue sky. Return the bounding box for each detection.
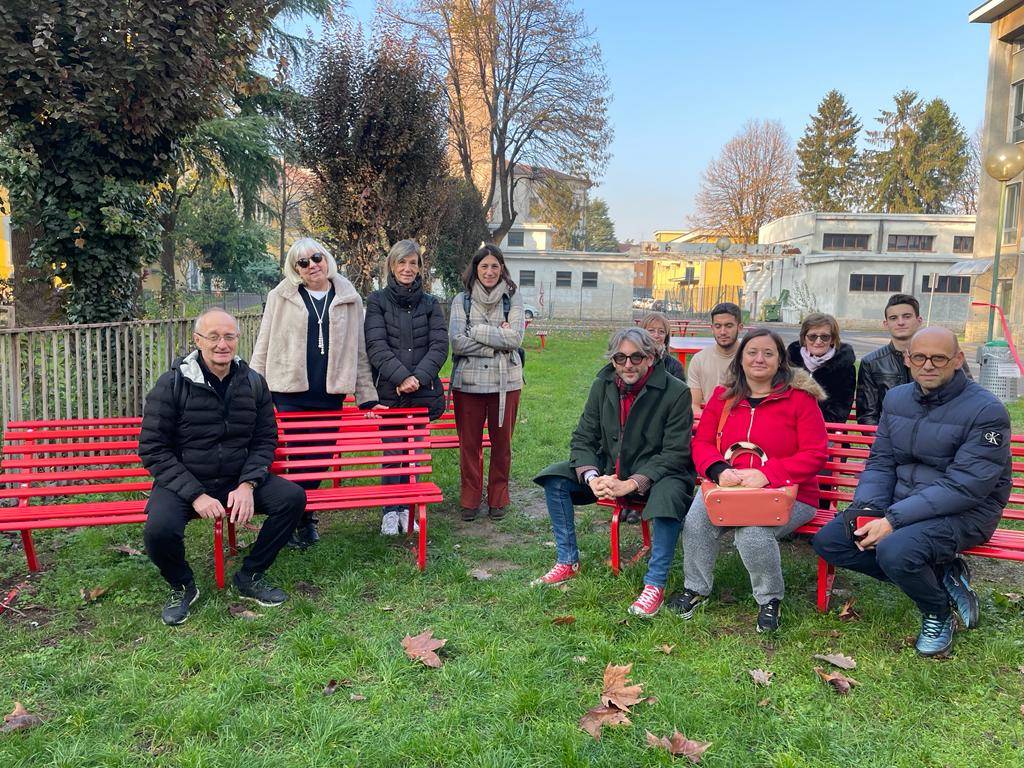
[290,1,991,242]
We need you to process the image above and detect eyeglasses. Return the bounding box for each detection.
[611,352,648,366]
[295,254,324,269]
[195,332,239,344]
[907,353,952,368]
[805,333,832,343]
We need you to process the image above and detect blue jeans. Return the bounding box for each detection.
[541,475,682,587]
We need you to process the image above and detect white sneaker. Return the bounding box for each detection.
[380,510,400,536]
[398,508,419,534]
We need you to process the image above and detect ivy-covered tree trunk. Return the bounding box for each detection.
[10,220,61,328]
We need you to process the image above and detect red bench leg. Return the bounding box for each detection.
[228,520,238,556]
[610,505,621,575]
[416,503,427,571]
[21,530,39,572]
[816,557,835,613]
[627,517,652,566]
[214,520,225,589]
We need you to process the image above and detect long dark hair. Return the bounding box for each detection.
[461,243,518,295]
[721,327,793,402]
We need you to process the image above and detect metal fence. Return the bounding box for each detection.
[0,314,263,428]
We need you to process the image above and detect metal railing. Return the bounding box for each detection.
[0,314,263,428]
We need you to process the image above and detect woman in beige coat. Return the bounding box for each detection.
[250,238,380,547]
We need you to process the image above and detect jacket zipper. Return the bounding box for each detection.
[746,406,757,442]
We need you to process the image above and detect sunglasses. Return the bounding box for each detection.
[295,254,324,269]
[611,352,648,366]
[805,333,832,343]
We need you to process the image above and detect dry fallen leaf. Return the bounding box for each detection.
[837,598,861,622]
[552,615,576,626]
[757,698,770,707]
[579,706,630,740]
[468,568,492,581]
[657,644,675,655]
[814,666,860,695]
[349,693,367,702]
[228,604,260,620]
[1018,665,1024,676]
[813,653,857,670]
[323,680,340,696]
[749,669,774,687]
[80,586,107,603]
[601,663,645,712]
[110,545,144,557]
[401,629,447,668]
[645,729,712,763]
[573,656,588,664]
[1001,592,1023,604]
[1,702,43,734]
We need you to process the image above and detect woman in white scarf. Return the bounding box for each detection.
[785,313,857,424]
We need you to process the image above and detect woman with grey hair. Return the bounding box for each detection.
[364,239,449,535]
[251,237,381,547]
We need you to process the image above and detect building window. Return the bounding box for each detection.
[849,274,903,293]
[1014,81,1024,143]
[887,234,935,252]
[1015,37,1024,54]
[823,233,869,250]
[582,271,598,288]
[519,270,535,287]
[922,275,971,294]
[953,236,974,254]
[556,270,572,287]
[506,231,525,248]
[1004,182,1021,245]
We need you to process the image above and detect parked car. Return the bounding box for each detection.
[523,304,538,320]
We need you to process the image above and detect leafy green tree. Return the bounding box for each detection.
[535,178,583,250]
[584,198,618,252]
[796,90,862,212]
[0,1,280,323]
[433,178,490,296]
[916,98,969,214]
[297,22,449,296]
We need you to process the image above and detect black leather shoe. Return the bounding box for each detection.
[161,582,200,626]
[461,507,479,521]
[288,515,320,549]
[487,506,508,520]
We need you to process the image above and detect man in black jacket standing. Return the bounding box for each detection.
[814,327,1011,657]
[855,294,922,425]
[140,309,306,625]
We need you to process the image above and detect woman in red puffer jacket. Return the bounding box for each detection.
[665,328,827,633]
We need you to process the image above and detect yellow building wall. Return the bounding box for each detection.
[1,187,11,280]
[651,258,744,313]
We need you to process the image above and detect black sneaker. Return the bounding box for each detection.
[756,598,782,633]
[233,571,288,607]
[288,515,320,549]
[161,582,200,626]
[666,589,708,619]
[942,556,979,630]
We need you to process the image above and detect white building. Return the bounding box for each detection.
[754,212,979,328]
[503,250,635,322]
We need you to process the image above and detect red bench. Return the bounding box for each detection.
[0,409,442,583]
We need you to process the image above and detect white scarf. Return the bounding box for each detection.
[801,345,836,373]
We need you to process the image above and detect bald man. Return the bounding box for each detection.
[813,327,1011,657]
[139,309,306,625]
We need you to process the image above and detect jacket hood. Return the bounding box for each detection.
[274,275,360,307]
[173,350,244,386]
[790,368,828,400]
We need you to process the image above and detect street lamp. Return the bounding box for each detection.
[983,143,1024,341]
[715,236,731,305]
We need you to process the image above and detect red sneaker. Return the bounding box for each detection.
[628,585,665,617]
[530,562,579,587]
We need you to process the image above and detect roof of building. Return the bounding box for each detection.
[969,0,1023,23]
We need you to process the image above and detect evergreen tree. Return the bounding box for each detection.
[796,90,861,212]
[864,90,924,213]
[917,98,969,213]
[584,198,618,251]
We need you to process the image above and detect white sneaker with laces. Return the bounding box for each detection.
[380,510,401,536]
[397,508,419,534]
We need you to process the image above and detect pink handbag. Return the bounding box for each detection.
[702,398,797,527]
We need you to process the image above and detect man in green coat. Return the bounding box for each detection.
[531,327,696,616]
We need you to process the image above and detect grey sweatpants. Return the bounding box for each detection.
[682,489,816,604]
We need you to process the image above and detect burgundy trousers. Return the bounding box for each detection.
[453,389,521,510]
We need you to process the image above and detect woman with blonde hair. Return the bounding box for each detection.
[640,311,684,381]
[251,238,380,547]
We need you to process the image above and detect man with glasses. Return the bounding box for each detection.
[140,309,306,625]
[531,328,695,617]
[813,327,1011,656]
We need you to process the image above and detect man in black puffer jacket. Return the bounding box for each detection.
[814,327,1011,657]
[140,309,306,626]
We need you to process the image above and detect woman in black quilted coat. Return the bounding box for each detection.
[786,312,856,424]
[364,239,450,535]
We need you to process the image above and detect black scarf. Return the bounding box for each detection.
[386,272,423,309]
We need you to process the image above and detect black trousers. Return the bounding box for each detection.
[812,513,989,616]
[143,475,306,588]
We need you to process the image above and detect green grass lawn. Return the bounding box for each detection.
[2,332,1024,767]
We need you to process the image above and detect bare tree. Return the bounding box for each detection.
[383,0,613,243]
[690,120,801,244]
[950,124,982,216]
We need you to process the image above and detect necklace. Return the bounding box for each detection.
[307,292,329,354]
